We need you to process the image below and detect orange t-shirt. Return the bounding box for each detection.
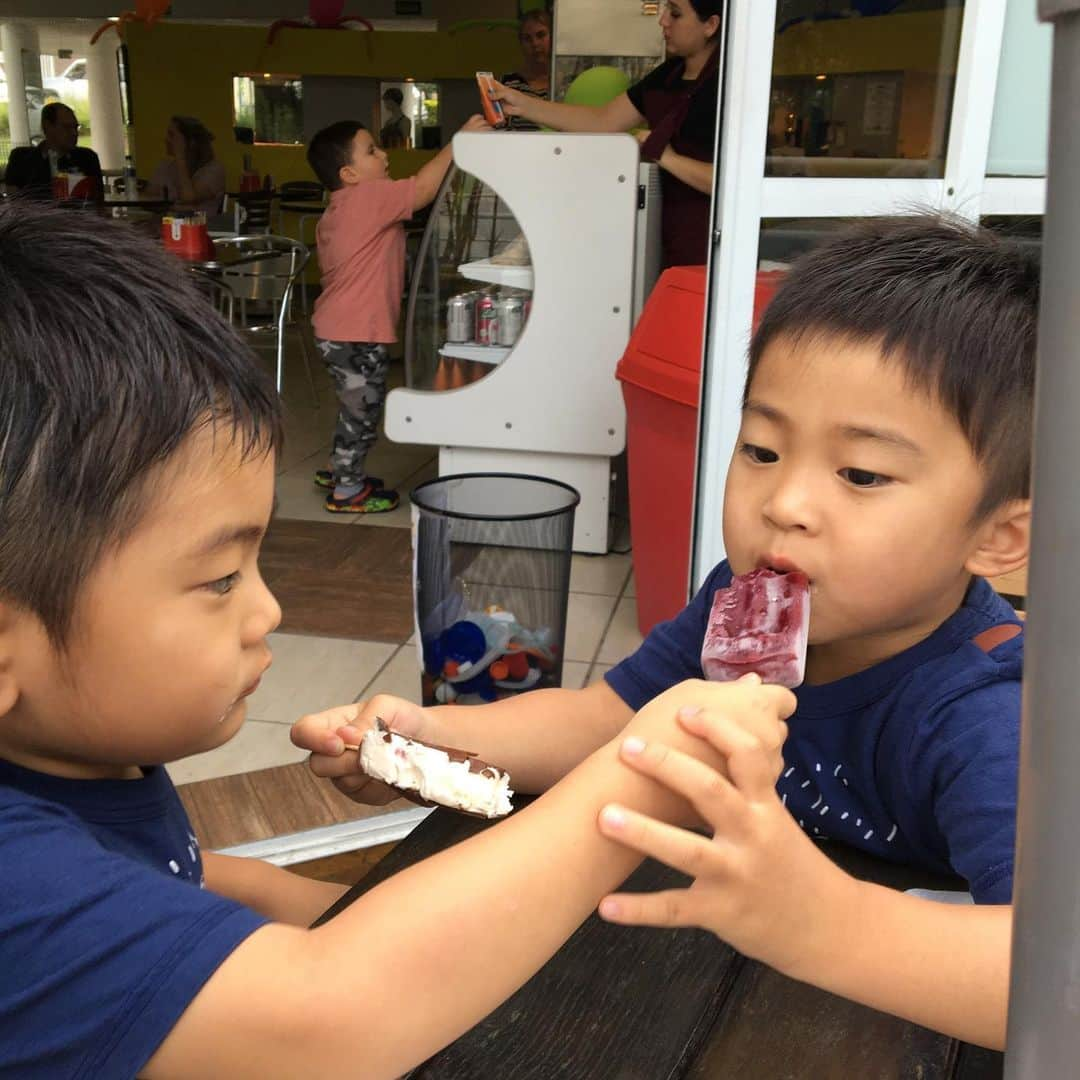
[312,176,418,344]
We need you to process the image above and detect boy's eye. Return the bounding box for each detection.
[839,467,891,488]
[205,571,241,596]
[739,442,779,465]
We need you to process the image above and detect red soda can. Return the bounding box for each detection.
[476,293,498,346]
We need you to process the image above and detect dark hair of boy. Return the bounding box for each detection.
[0,202,282,648]
[748,214,1039,523]
[307,120,367,191]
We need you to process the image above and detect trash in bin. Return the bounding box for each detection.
[410,473,580,706]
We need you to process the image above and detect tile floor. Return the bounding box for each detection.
[167,335,642,786]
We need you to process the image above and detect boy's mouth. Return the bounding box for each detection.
[238,678,261,699]
[757,555,810,582]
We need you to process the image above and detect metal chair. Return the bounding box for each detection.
[228,190,274,235]
[188,266,235,324]
[209,234,319,403]
[277,181,326,312]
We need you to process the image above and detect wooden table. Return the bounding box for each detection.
[316,801,1004,1079]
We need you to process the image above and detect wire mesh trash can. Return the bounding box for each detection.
[411,473,580,706]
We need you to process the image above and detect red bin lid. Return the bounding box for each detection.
[616,268,788,409]
[616,266,707,408]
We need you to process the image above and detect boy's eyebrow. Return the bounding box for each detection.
[187,523,268,560]
[839,425,924,456]
[742,400,785,423]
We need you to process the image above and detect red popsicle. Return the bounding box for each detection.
[700,568,810,687]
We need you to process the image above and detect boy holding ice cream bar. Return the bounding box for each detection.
[297,215,1036,1050]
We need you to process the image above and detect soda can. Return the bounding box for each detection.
[446,293,475,343]
[476,293,498,346]
[495,295,526,346]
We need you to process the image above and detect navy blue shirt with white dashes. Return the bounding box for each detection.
[606,561,1022,904]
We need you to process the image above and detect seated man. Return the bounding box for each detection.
[4,102,103,201]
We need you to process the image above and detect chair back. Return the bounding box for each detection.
[213,235,308,311]
[236,191,274,234]
[278,180,324,203]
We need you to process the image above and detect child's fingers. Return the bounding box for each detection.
[305,746,359,780]
[677,707,787,794]
[332,773,402,805]
[598,802,727,879]
[597,888,700,930]
[676,705,779,765]
[289,704,362,755]
[726,740,786,801]
[617,737,742,827]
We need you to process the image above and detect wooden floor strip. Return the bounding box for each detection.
[177,759,414,852]
[260,518,415,641]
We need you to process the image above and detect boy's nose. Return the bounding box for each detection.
[244,572,282,643]
[761,475,818,534]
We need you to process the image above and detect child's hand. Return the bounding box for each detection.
[289,695,436,804]
[596,704,849,976]
[459,114,492,134]
[622,676,794,785]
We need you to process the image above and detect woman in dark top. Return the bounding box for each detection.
[499,9,553,132]
[491,0,721,267]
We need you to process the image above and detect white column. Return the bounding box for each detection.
[1,21,40,147]
[86,35,124,171]
[692,0,777,585]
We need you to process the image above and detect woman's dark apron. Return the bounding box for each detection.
[639,47,720,268]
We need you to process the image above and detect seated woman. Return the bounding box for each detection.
[147,115,226,215]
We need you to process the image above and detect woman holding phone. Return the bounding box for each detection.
[490,0,721,269]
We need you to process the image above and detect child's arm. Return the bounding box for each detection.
[292,677,634,796]
[595,714,1010,1050]
[202,852,347,928]
[142,678,793,1080]
[411,114,490,211]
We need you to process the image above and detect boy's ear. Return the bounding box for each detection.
[0,602,24,718]
[965,498,1031,581]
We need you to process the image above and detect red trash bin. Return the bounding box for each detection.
[616,266,785,636]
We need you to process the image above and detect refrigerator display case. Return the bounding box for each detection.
[387,132,661,553]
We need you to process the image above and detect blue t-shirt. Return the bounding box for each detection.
[0,759,267,1078]
[606,561,1023,904]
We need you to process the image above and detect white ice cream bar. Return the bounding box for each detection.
[359,726,514,819]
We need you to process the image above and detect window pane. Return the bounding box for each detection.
[987,0,1052,178]
[233,74,303,146]
[767,1,963,179]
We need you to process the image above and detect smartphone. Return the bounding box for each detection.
[476,71,507,129]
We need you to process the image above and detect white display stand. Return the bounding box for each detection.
[386,132,657,553]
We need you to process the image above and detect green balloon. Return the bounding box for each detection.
[563,66,630,108]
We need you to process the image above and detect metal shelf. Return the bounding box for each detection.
[439,342,512,365]
[456,260,534,290]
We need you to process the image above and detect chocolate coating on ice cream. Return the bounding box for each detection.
[364,719,513,818]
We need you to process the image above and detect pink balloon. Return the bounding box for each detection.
[309,0,345,26]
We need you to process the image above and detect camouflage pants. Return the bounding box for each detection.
[315,339,389,488]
